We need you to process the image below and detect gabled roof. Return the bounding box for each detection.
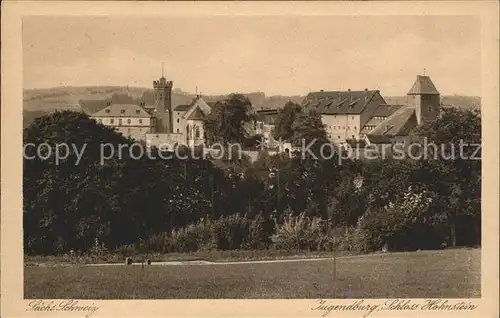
[303,90,380,114]
[407,75,440,95]
[372,104,403,117]
[183,96,213,120]
[186,107,206,120]
[91,104,151,118]
[367,107,416,137]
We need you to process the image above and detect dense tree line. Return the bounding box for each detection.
[23,100,481,255]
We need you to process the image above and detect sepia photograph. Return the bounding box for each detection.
[2,1,499,318]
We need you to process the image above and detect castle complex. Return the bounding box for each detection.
[90,71,441,149]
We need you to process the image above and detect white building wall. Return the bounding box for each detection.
[92,116,153,127]
[321,114,361,144]
[146,133,185,151]
[186,119,205,147]
[173,111,187,135]
[91,116,154,141]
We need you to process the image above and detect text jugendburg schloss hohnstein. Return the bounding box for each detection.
[311,299,478,317]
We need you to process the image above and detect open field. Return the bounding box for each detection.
[25,248,480,299]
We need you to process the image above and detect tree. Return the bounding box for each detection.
[290,110,330,151]
[411,107,481,246]
[273,101,302,141]
[204,94,254,145]
[23,110,219,253]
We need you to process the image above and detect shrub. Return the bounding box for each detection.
[353,186,439,252]
[139,213,272,253]
[274,212,328,251]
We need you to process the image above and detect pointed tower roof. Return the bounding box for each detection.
[407,75,440,95]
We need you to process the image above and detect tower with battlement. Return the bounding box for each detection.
[153,75,173,133]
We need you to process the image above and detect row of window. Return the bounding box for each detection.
[328,134,357,140]
[329,116,356,120]
[328,125,357,131]
[364,125,376,130]
[372,116,387,120]
[97,118,146,125]
[105,109,142,115]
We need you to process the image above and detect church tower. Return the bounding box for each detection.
[153,67,173,133]
[407,74,441,125]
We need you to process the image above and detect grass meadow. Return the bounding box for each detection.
[24,248,480,299]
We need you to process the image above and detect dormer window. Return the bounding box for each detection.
[136,110,140,114]
[105,109,110,113]
[120,109,125,114]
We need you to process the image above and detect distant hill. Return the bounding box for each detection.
[22,86,479,128]
[23,86,303,128]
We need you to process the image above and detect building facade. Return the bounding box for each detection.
[90,104,156,140]
[90,73,439,150]
[302,75,441,145]
[302,89,386,143]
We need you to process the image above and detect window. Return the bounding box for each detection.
[105,109,110,113]
[352,116,354,120]
[139,119,143,124]
[428,105,432,112]
[127,119,131,124]
[177,128,180,133]
[119,119,123,125]
[354,126,357,130]
[347,126,350,130]
[177,118,180,123]
[136,110,140,114]
[120,109,125,114]
[342,126,345,129]
[338,136,341,139]
[195,126,200,138]
[352,135,355,139]
[110,119,114,124]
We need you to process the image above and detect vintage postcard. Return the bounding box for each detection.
[1,1,499,317]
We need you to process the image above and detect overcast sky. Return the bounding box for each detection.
[23,15,480,96]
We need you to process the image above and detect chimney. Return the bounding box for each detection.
[320,89,324,92]
[348,89,351,92]
[364,88,368,92]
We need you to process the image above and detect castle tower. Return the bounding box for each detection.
[153,72,173,133]
[407,74,441,125]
